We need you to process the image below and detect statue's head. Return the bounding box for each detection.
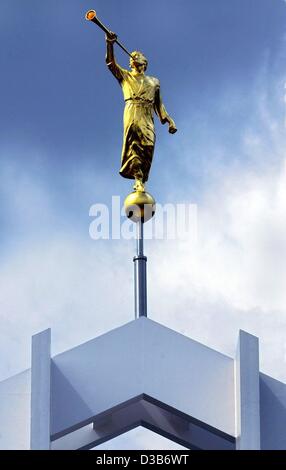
[130,51,148,72]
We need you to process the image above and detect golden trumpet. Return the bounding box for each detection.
[85,9,132,57]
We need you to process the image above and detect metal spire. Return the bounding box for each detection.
[134,220,147,318]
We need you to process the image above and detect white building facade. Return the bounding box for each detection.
[0,317,285,450]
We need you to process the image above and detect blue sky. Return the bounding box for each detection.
[0,0,286,449]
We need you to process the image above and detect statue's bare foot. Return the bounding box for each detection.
[133,179,145,192]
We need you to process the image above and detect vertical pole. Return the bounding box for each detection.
[133,221,147,318]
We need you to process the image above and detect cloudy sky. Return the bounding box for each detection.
[1,0,286,449]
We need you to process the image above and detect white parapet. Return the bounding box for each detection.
[0,318,285,449]
[235,330,260,449]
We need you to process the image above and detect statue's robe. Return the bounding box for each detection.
[107,60,170,182]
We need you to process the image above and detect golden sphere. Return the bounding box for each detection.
[124,191,156,223]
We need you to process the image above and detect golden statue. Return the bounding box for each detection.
[105,33,177,192]
[86,10,177,221]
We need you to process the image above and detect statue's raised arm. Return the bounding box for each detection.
[105,32,127,83]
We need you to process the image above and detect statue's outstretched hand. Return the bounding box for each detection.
[168,118,177,134]
[106,31,118,43]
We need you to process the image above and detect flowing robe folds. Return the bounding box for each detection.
[107,60,171,182]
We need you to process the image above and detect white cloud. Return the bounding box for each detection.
[0,235,133,379]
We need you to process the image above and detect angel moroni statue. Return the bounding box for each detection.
[86,9,177,222]
[105,32,177,193]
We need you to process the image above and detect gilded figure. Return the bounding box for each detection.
[105,32,177,192]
